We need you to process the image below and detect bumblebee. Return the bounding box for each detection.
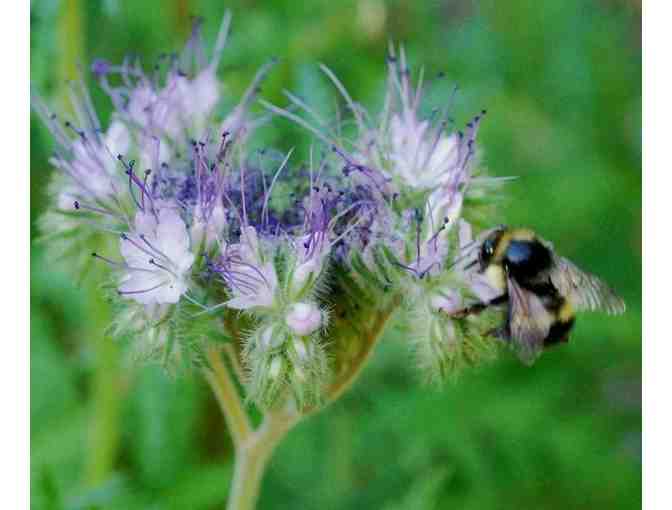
[461,227,625,364]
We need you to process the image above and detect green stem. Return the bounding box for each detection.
[226,407,298,510]
[205,346,252,446]
[85,325,124,486]
[205,344,299,510]
[84,278,125,486]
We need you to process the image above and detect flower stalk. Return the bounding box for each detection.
[226,405,299,510]
[205,345,296,510]
[205,346,252,446]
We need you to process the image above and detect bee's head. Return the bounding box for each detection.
[478,227,507,273]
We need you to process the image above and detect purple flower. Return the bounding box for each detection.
[34,12,510,389]
[40,111,130,210]
[355,47,484,230]
[123,67,219,141]
[386,112,462,189]
[118,204,195,305]
[216,226,279,310]
[287,187,339,293]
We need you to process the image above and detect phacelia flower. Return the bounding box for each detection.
[217,226,279,311]
[94,16,228,142]
[263,44,509,386]
[35,13,510,405]
[33,83,129,213]
[118,205,195,305]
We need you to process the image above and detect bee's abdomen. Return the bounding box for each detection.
[544,317,575,346]
[544,300,575,346]
[504,240,553,282]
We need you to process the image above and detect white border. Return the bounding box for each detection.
[643,1,669,509]
[11,1,651,509]
[0,0,29,507]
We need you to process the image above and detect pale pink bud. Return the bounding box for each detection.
[285,302,322,336]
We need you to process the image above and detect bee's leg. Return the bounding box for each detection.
[449,294,507,319]
[486,325,510,342]
[450,302,487,319]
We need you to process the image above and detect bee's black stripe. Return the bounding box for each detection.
[544,317,575,346]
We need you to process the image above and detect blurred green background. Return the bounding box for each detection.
[30,0,641,509]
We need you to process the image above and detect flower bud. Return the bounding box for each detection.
[258,325,286,351]
[190,203,227,250]
[268,356,284,380]
[292,337,309,362]
[291,258,320,294]
[285,302,322,336]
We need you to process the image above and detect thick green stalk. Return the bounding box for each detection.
[83,266,126,486]
[84,261,126,487]
[85,310,123,485]
[226,407,298,510]
[205,345,299,510]
[205,346,252,446]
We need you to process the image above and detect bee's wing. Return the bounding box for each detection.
[550,256,626,315]
[507,276,552,365]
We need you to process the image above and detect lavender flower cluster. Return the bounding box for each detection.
[34,15,507,407]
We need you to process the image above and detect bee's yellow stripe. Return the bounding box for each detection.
[509,228,536,241]
[558,300,574,322]
[493,231,512,261]
[485,264,507,292]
